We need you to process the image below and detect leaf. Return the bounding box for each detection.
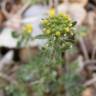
[35,35,47,39]
[12,32,19,38]
[72,21,77,27]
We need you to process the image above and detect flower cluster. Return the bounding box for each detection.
[12,23,33,47]
[41,14,76,50]
[22,24,33,34]
[49,8,55,16]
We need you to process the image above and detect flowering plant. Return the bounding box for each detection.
[12,23,33,47]
[4,14,83,96]
[41,14,76,51]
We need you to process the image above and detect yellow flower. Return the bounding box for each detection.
[59,13,64,16]
[46,30,51,34]
[65,27,70,32]
[23,24,33,33]
[49,8,55,16]
[42,19,48,24]
[56,31,61,36]
[59,12,70,19]
[63,14,71,21]
[59,13,66,16]
[65,16,70,20]
[69,23,72,27]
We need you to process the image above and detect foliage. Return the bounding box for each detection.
[3,50,83,96]
[3,50,84,96]
[64,62,84,96]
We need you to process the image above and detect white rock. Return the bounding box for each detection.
[0,5,48,48]
[0,28,18,48]
[0,50,14,71]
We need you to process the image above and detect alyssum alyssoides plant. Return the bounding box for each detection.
[39,14,83,96]
[4,14,84,96]
[41,14,76,54]
[12,23,33,47]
